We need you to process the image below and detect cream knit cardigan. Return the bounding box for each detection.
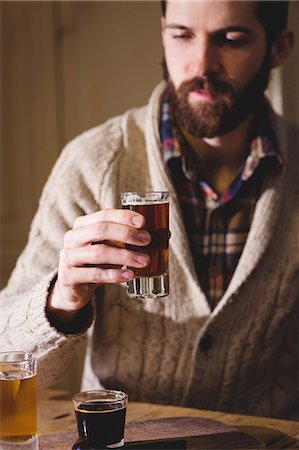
[1,83,298,419]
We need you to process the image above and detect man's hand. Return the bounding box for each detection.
[47,209,151,322]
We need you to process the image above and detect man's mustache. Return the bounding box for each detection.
[177,75,234,97]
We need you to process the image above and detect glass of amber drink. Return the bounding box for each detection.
[121,191,170,298]
[0,352,37,449]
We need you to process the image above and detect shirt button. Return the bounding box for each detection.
[207,198,217,209]
[199,334,213,352]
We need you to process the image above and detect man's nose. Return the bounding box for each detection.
[187,39,221,77]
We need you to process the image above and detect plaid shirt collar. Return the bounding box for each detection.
[160,95,284,209]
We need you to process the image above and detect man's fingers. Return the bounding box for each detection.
[64,221,151,249]
[60,245,151,269]
[73,209,145,229]
[58,266,135,286]
[56,209,152,307]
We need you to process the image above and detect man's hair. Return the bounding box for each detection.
[160,1,289,47]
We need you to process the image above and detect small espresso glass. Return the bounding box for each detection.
[121,191,170,299]
[72,390,127,449]
[0,351,38,450]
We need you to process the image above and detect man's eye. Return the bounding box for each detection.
[224,33,248,47]
[172,33,193,41]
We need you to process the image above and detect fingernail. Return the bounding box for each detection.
[137,230,150,243]
[121,270,133,280]
[132,216,143,227]
[135,254,149,265]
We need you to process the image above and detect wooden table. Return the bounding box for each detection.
[38,390,299,449]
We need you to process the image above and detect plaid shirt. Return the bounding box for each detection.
[160,95,283,308]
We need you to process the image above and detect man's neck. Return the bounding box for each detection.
[180,115,253,195]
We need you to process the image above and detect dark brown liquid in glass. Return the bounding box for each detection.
[124,202,169,276]
[75,402,126,446]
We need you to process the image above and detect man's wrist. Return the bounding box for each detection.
[46,282,94,334]
[47,283,80,323]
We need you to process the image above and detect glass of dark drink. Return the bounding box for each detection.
[72,390,127,449]
[121,191,170,299]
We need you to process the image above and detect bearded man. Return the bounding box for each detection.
[1,1,298,419]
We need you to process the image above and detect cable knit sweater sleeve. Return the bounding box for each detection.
[0,115,124,387]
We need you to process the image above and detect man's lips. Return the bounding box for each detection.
[190,89,214,100]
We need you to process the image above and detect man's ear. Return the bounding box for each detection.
[270,29,294,68]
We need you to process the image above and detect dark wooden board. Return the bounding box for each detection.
[39,416,264,449]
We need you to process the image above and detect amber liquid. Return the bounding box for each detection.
[125,202,169,277]
[0,371,37,442]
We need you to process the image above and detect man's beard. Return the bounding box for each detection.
[164,55,272,138]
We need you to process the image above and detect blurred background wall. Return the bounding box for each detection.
[1,1,298,393]
[1,1,162,288]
